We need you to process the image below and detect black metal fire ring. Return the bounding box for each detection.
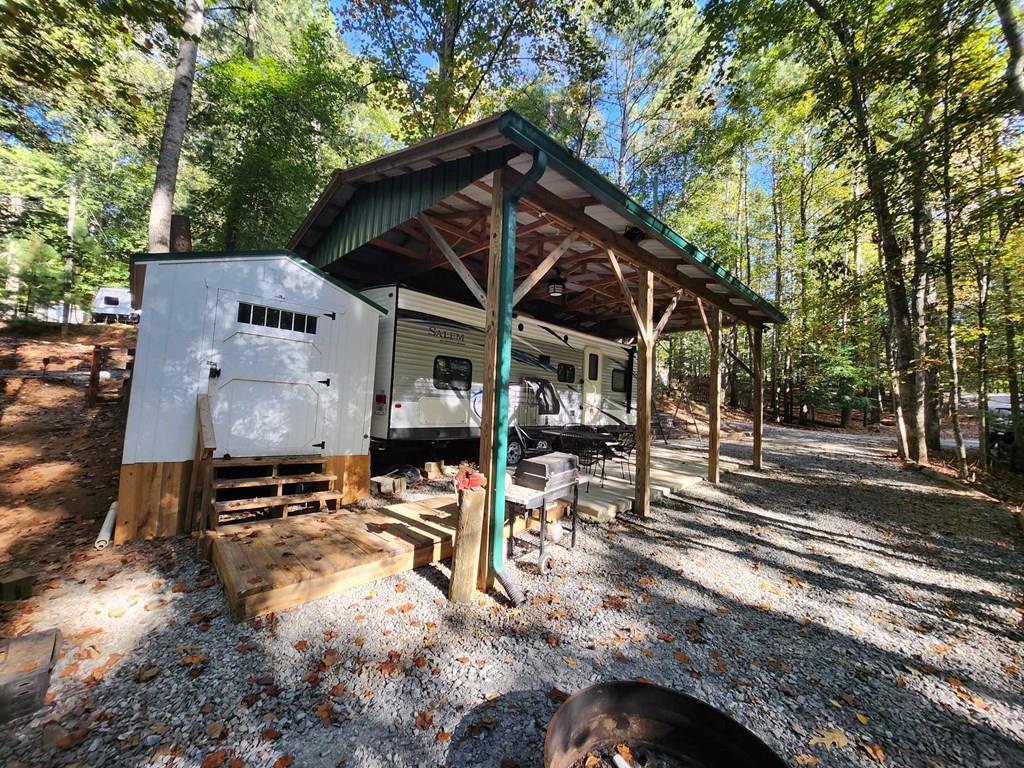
[543,680,787,768]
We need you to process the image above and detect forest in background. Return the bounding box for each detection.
[1,0,1022,474]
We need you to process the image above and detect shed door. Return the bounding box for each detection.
[581,348,603,425]
[209,290,338,458]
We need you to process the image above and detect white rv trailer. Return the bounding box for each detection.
[362,286,638,462]
[91,286,137,323]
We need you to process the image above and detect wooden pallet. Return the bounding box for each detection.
[207,454,339,529]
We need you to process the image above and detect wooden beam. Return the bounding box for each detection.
[652,289,684,342]
[751,325,764,471]
[607,249,648,343]
[476,173,503,592]
[417,214,487,307]
[726,347,753,377]
[512,230,578,305]
[707,307,722,484]
[634,268,654,517]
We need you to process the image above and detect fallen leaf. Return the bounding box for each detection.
[794,755,818,766]
[262,727,281,741]
[414,656,427,668]
[809,728,848,750]
[436,729,451,743]
[136,665,160,683]
[329,683,347,697]
[657,632,676,643]
[201,750,227,768]
[206,721,226,740]
[379,651,402,675]
[107,607,125,618]
[563,656,578,667]
[228,758,244,768]
[171,583,188,593]
[398,602,414,613]
[856,713,869,725]
[236,641,257,654]
[395,581,407,593]
[294,640,308,651]
[861,743,886,763]
[180,653,207,666]
[414,710,434,730]
[616,744,634,762]
[547,687,569,703]
[316,700,335,726]
[322,649,342,667]
[273,757,294,768]
[584,756,602,768]
[56,727,89,750]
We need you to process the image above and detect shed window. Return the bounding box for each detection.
[587,353,599,381]
[611,368,627,393]
[433,356,472,391]
[237,301,318,335]
[103,296,120,306]
[557,363,575,383]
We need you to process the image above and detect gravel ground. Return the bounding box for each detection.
[2,426,1022,767]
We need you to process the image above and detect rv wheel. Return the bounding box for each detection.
[507,439,524,466]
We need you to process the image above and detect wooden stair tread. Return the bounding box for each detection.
[214,490,342,513]
[212,473,336,490]
[213,454,326,468]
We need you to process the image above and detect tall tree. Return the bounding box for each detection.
[148,0,206,253]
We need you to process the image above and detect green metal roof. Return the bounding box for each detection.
[133,249,388,314]
[289,110,785,327]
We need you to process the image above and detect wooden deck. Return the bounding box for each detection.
[209,440,731,619]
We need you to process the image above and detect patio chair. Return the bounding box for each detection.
[563,435,606,491]
[608,429,637,483]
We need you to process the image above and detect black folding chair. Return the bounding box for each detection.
[608,429,637,483]
[563,435,606,490]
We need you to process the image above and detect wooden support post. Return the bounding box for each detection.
[634,269,654,517]
[450,486,486,603]
[752,325,764,471]
[707,306,722,484]
[476,172,503,591]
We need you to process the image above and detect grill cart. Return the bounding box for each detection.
[504,452,579,574]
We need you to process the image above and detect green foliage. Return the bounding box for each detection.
[187,23,387,250]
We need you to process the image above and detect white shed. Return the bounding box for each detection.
[116,250,385,542]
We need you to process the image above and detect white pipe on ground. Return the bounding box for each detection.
[95,501,117,549]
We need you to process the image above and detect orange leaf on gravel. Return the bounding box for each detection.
[180,653,207,666]
[273,757,294,768]
[657,632,676,643]
[322,649,342,667]
[201,750,227,768]
[414,710,434,729]
[673,650,690,663]
[262,727,281,741]
[316,700,335,726]
[171,583,188,593]
[228,759,244,768]
[436,729,452,743]
[329,683,347,697]
[794,755,818,766]
[56,727,89,750]
[861,743,886,763]
[395,581,407,593]
[398,602,414,613]
[294,640,308,651]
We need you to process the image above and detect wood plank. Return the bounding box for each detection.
[212,454,325,468]
[449,488,485,602]
[477,171,503,592]
[752,325,764,471]
[511,230,578,305]
[212,472,336,490]
[607,249,646,342]
[634,268,654,518]
[417,214,487,306]
[708,306,722,484]
[213,490,341,513]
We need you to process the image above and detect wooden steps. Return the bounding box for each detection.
[213,490,342,513]
[206,454,339,530]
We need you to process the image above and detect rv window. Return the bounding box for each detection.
[587,353,599,381]
[611,368,627,392]
[237,302,252,324]
[433,356,472,391]
[557,363,575,383]
[103,296,119,306]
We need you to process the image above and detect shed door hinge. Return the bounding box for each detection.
[312,441,325,449]
[318,378,330,387]
[324,311,336,320]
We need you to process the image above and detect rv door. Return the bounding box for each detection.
[581,348,602,425]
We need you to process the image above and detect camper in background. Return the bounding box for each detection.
[91,286,138,323]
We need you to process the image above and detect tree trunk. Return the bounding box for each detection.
[996,0,1024,112]
[148,0,205,253]
[884,323,910,459]
[770,154,783,421]
[61,176,78,337]
[977,260,991,471]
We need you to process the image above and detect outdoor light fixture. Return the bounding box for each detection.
[547,267,566,298]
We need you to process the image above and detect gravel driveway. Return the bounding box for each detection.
[2,426,1022,767]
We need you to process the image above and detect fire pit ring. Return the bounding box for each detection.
[544,681,787,768]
